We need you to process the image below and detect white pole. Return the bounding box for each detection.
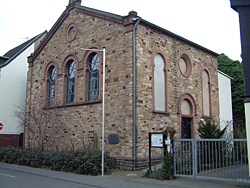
[102,47,105,176]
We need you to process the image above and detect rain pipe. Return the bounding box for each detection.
[132,17,140,171]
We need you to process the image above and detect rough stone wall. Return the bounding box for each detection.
[26,8,134,158]
[134,24,220,159]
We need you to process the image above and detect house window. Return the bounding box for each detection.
[152,50,168,113]
[202,68,211,117]
[66,23,78,42]
[65,60,76,104]
[87,53,99,101]
[179,53,192,78]
[47,66,56,107]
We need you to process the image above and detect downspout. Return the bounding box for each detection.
[132,17,140,171]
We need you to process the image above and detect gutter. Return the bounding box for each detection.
[132,17,140,171]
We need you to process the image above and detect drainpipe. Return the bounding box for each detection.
[132,17,140,171]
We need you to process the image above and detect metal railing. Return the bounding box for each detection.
[173,139,249,183]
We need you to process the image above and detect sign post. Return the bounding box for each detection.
[149,132,163,170]
[0,123,3,130]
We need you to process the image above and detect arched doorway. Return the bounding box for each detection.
[178,93,196,139]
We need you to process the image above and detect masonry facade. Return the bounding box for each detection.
[26,1,219,169]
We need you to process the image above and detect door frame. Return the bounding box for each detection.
[178,93,197,139]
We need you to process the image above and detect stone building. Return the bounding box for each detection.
[26,0,220,169]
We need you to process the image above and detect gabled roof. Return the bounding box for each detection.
[31,4,219,62]
[231,0,250,11]
[0,31,47,68]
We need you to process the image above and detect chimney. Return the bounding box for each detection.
[68,0,81,6]
[123,11,138,33]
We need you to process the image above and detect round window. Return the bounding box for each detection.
[179,54,192,77]
[66,23,78,42]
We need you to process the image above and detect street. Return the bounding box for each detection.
[0,168,94,188]
[1,163,250,188]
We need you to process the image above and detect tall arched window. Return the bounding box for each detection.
[87,53,99,101]
[153,50,168,113]
[47,66,56,107]
[202,68,211,117]
[65,60,76,104]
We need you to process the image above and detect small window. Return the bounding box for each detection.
[87,53,99,101]
[65,60,76,104]
[66,23,78,42]
[47,66,56,107]
[179,54,192,77]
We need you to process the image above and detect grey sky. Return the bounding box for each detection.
[0,0,241,61]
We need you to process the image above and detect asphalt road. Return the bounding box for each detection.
[1,163,250,188]
[0,163,169,188]
[0,168,94,188]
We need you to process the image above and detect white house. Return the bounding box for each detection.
[218,70,234,138]
[0,31,46,148]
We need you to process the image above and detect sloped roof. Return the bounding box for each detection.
[0,31,47,68]
[32,4,219,61]
[218,70,234,80]
[0,56,9,66]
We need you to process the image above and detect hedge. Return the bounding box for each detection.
[0,147,117,175]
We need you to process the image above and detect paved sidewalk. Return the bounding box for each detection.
[1,162,250,188]
[103,168,250,188]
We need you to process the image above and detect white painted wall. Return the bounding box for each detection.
[0,44,34,134]
[218,71,233,137]
[245,102,250,174]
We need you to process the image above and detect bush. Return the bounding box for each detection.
[143,152,174,180]
[198,119,227,139]
[0,148,117,176]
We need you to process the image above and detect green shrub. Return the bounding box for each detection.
[143,152,174,180]
[0,147,117,176]
[198,119,228,139]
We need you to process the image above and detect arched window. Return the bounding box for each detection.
[47,66,56,107]
[153,50,168,113]
[65,60,76,104]
[87,53,99,101]
[201,68,211,117]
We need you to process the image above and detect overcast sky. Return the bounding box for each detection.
[0,0,241,61]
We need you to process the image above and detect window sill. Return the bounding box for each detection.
[43,100,102,110]
[153,110,170,115]
[202,115,213,119]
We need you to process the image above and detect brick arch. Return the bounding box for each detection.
[178,93,197,138]
[61,55,79,105]
[82,47,103,102]
[178,93,197,116]
[44,61,59,107]
[44,61,59,80]
[62,54,79,75]
[152,49,169,113]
